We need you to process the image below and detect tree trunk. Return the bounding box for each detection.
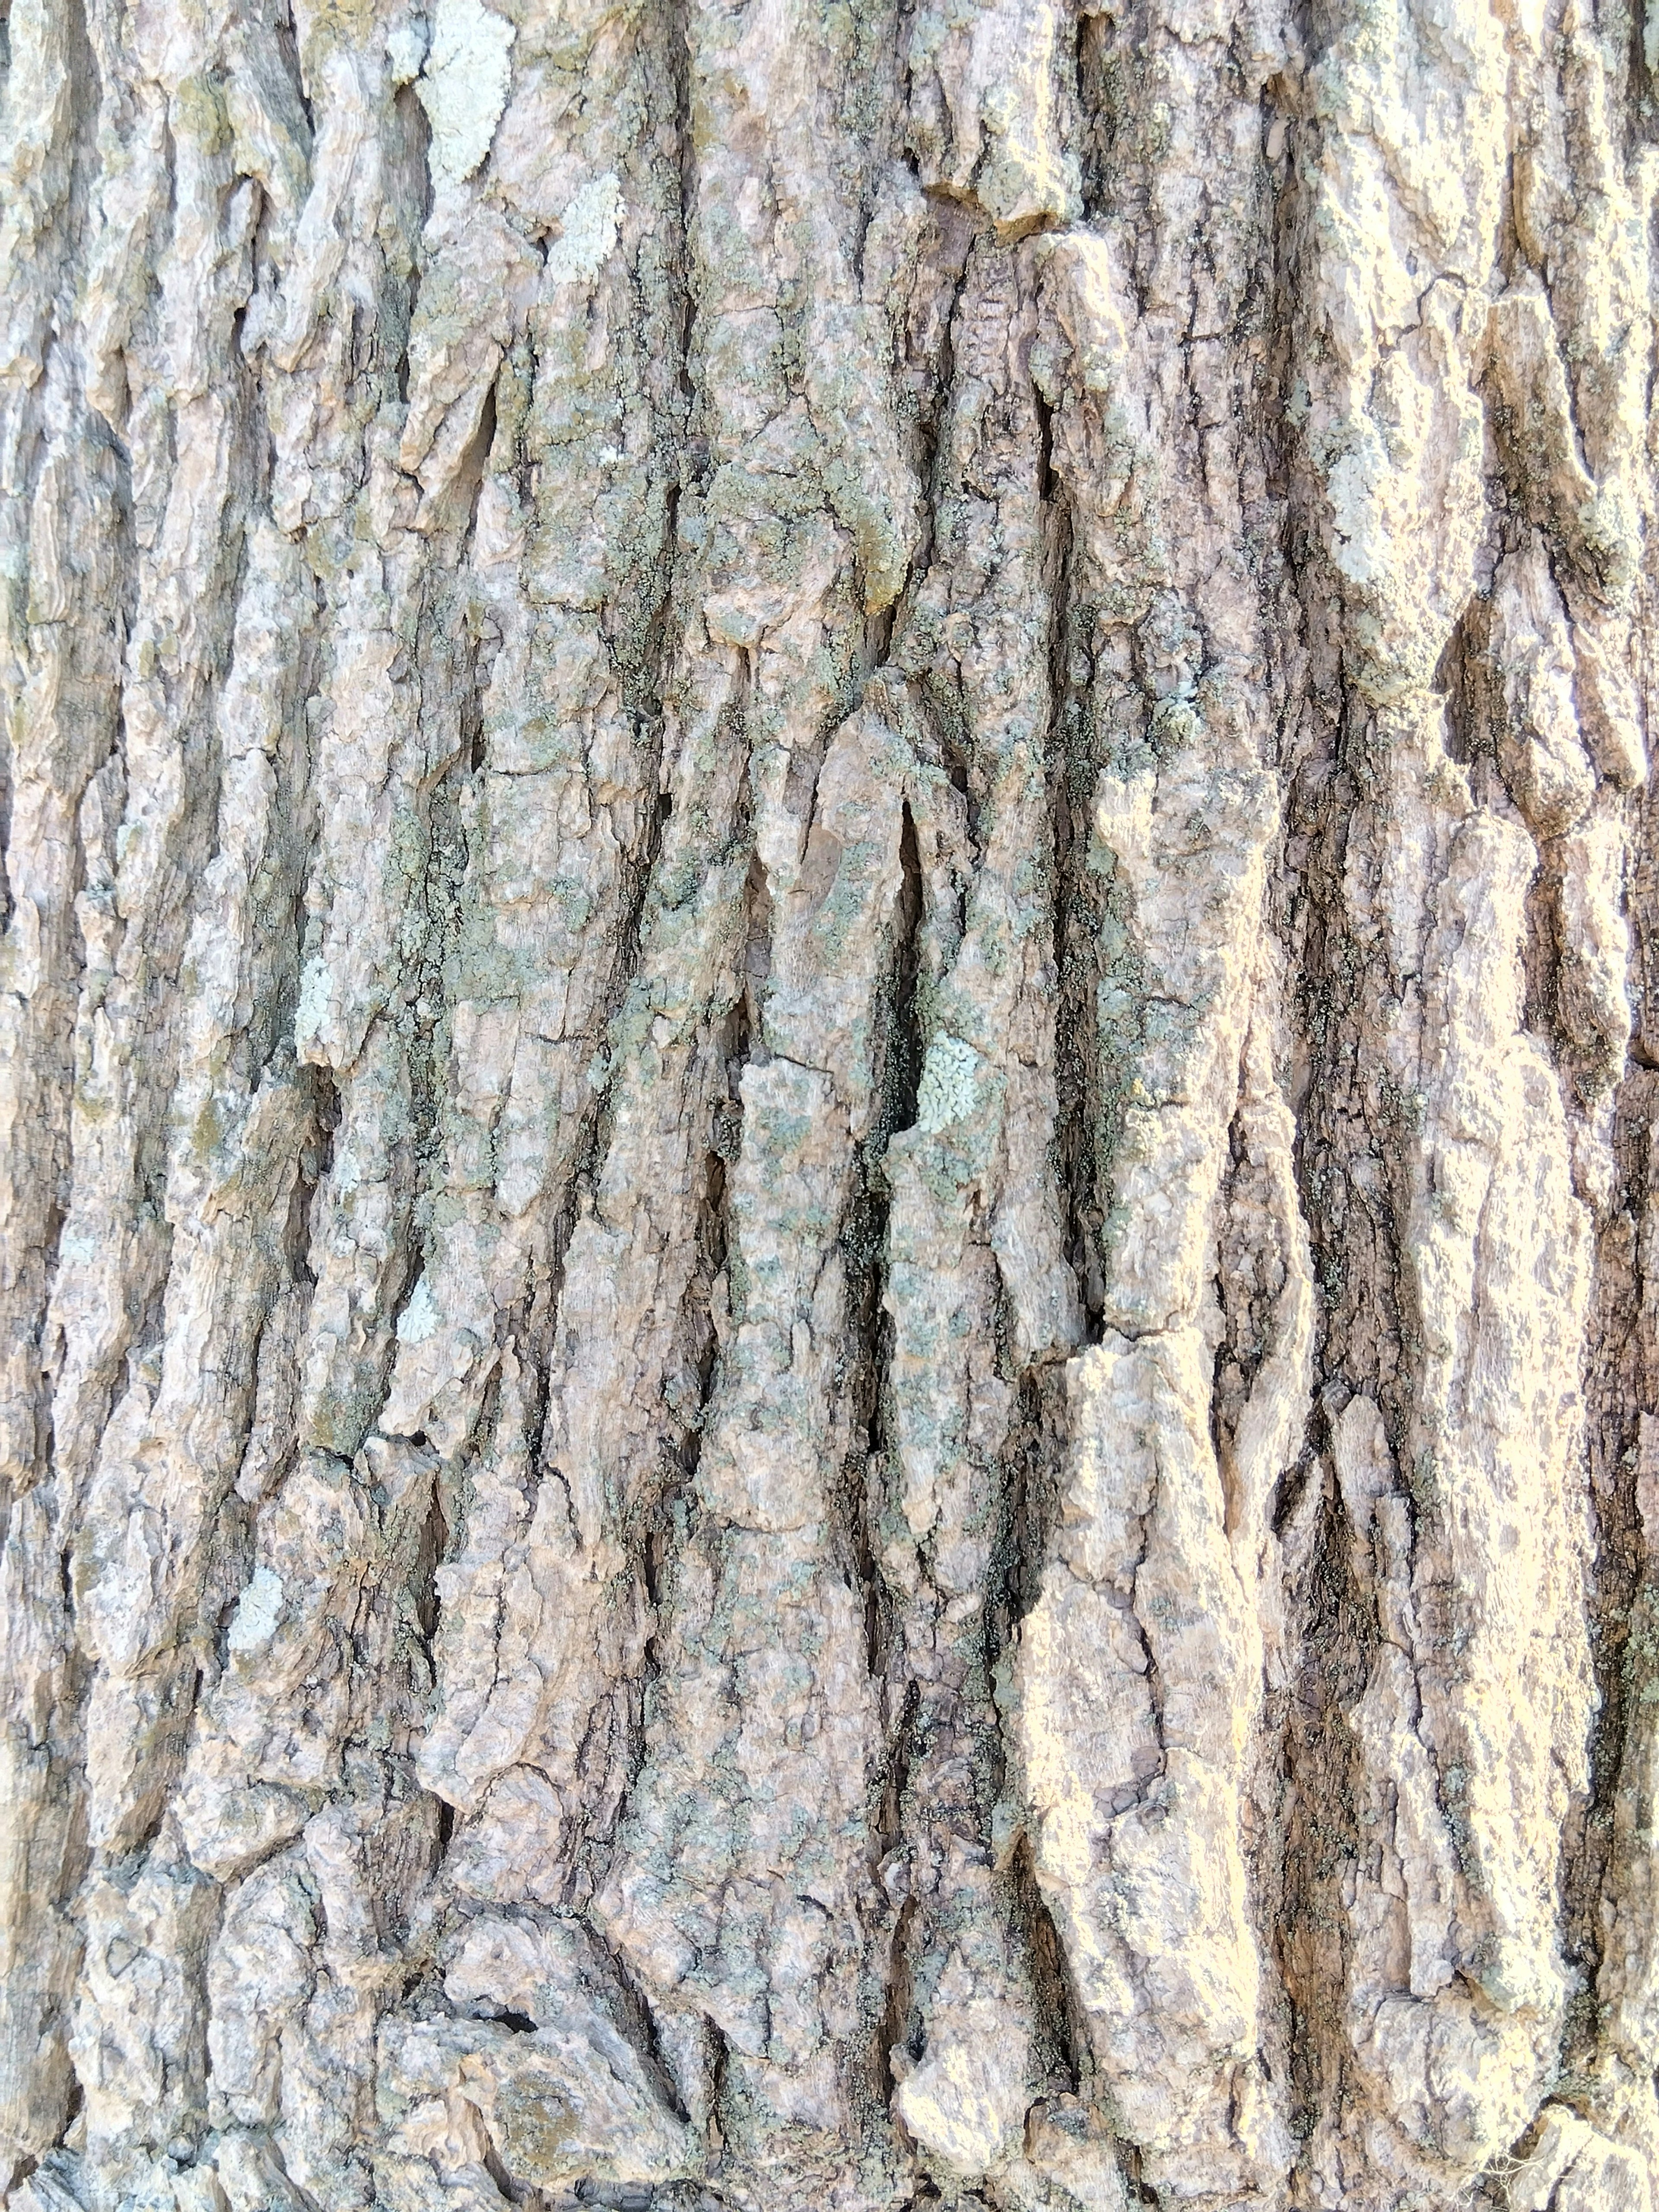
[3,0,1658,2206]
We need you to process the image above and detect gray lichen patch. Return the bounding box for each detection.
[416,0,516,191]
[914,1033,979,1134]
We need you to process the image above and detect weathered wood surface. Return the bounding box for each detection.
[3,1,1659,2206]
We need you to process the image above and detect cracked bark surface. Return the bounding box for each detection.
[4,0,1659,2207]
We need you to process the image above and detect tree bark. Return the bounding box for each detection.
[3,0,1658,2206]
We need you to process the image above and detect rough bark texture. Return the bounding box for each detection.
[4,0,1659,2207]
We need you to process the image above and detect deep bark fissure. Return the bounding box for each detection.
[871,1677,922,2093]
[1050,685,1107,1335]
[1268,620,1390,2175]
[1007,1834,1086,2104]
[1559,1085,1653,2057]
[839,798,923,1691]
[1273,1459,1373,2160]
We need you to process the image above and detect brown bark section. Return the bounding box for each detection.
[2,1,1657,2208]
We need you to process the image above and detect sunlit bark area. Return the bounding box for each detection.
[4,1,1659,2207]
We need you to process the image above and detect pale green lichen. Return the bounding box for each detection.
[417,0,515,190]
[227,1567,285,1657]
[295,956,332,1049]
[915,1034,979,1134]
[1325,436,1392,587]
[546,173,624,285]
[396,1278,440,1345]
[386,19,426,85]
